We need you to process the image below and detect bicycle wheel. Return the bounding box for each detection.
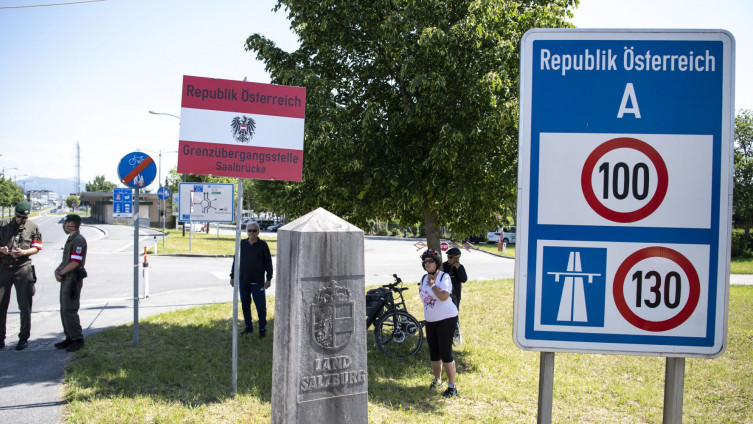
[374,310,423,359]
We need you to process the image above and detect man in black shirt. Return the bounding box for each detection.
[230,222,273,338]
[442,247,468,311]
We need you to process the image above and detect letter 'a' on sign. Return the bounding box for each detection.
[617,83,641,118]
[514,29,734,357]
[177,75,306,182]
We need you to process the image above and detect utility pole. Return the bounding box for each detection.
[75,141,81,194]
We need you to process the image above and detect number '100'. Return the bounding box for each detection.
[632,270,682,309]
[599,161,649,200]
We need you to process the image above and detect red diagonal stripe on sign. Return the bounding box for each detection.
[122,156,154,186]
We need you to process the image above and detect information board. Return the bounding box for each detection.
[178,183,234,223]
[513,29,734,357]
[112,187,132,218]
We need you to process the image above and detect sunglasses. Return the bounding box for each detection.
[247,229,259,233]
[422,259,435,264]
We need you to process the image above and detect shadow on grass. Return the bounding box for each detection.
[65,305,275,407]
[66,304,476,415]
[364,331,476,413]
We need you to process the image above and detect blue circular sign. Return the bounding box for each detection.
[118,152,157,189]
[157,186,171,200]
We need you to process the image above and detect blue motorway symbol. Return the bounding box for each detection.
[541,246,607,327]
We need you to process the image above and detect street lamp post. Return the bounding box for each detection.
[137,149,177,248]
[148,110,181,239]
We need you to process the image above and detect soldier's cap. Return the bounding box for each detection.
[64,214,82,223]
[447,247,462,257]
[15,201,31,216]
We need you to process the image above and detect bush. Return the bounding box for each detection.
[731,228,753,258]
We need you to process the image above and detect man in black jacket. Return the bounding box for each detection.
[442,247,468,311]
[230,222,273,338]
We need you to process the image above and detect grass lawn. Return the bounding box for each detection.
[473,242,515,258]
[731,257,753,274]
[147,228,277,256]
[62,281,753,423]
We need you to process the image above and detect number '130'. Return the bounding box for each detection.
[632,270,682,309]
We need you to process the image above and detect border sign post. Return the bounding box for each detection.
[176,75,306,396]
[515,29,734,422]
[117,152,157,346]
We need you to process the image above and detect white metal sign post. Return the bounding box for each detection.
[515,29,734,423]
[176,75,306,396]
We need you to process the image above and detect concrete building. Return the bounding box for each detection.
[80,191,159,227]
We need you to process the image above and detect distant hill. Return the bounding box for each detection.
[17,177,80,197]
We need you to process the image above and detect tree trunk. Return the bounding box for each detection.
[422,203,441,256]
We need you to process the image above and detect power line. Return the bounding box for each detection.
[0,0,104,9]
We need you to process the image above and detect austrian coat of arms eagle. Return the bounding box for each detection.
[231,115,256,143]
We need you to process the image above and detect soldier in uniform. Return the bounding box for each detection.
[0,201,42,351]
[53,214,87,352]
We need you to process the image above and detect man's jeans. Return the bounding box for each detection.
[239,282,267,331]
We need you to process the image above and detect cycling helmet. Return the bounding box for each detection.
[420,249,441,269]
[446,247,461,257]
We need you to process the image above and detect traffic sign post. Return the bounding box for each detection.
[117,152,157,347]
[157,186,171,248]
[112,187,132,219]
[514,29,734,422]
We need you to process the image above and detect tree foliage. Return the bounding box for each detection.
[246,0,577,249]
[66,195,80,209]
[734,109,753,245]
[85,175,117,193]
[0,176,24,208]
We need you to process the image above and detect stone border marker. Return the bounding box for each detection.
[272,208,367,423]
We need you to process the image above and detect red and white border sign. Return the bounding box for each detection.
[178,75,306,181]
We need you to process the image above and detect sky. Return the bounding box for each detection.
[0,0,751,193]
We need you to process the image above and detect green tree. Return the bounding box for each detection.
[66,195,80,209]
[0,176,25,212]
[85,175,117,192]
[734,109,753,247]
[246,0,577,250]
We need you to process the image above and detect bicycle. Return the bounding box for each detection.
[365,274,424,359]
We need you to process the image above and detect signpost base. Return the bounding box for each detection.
[537,351,555,424]
[663,357,685,424]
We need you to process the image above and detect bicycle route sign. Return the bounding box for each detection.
[112,187,132,218]
[513,29,734,357]
[117,152,157,189]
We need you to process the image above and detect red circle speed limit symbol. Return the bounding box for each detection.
[613,247,700,332]
[581,137,669,223]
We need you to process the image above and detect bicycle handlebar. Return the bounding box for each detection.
[382,274,406,291]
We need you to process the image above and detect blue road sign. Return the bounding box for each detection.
[157,186,171,200]
[113,187,132,218]
[117,152,157,189]
[514,30,734,357]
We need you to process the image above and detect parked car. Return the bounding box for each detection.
[267,223,284,232]
[487,226,517,249]
[240,218,254,229]
[465,234,486,244]
[486,229,503,244]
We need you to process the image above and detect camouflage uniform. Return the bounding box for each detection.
[0,216,42,345]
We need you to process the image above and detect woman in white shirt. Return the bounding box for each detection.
[419,249,459,397]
